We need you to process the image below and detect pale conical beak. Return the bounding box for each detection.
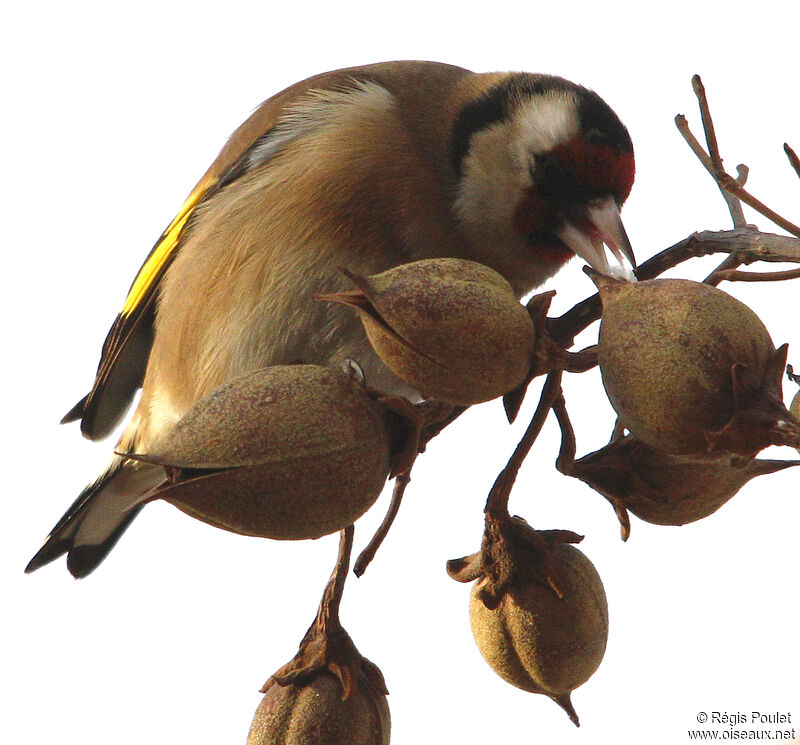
[556,197,636,280]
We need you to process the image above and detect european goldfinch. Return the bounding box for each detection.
[27,60,635,578]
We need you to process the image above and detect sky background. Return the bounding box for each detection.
[3,2,799,743]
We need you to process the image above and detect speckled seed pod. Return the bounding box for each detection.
[594,274,798,456]
[469,542,608,724]
[324,259,535,405]
[247,672,390,745]
[132,365,395,540]
[572,435,799,526]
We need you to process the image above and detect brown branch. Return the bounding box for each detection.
[703,253,742,286]
[709,267,800,283]
[785,143,800,181]
[485,370,563,517]
[736,164,750,185]
[693,76,722,166]
[354,472,410,577]
[677,77,800,238]
[316,525,354,635]
[691,74,748,227]
[265,524,390,701]
[675,114,748,229]
[675,114,715,171]
[552,394,577,474]
[560,345,598,372]
[717,174,800,238]
[669,229,800,263]
[549,229,800,348]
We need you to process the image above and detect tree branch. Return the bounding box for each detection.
[708,267,800,284]
[785,143,800,181]
[691,74,748,227]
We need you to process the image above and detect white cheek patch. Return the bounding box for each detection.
[454,92,580,236]
[454,120,523,230]
[511,93,581,156]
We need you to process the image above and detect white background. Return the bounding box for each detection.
[3,2,799,743]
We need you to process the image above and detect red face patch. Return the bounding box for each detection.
[513,187,550,235]
[550,136,635,203]
[512,188,574,265]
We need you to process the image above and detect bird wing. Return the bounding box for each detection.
[61,174,218,440]
[61,67,400,441]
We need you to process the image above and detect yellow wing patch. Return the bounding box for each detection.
[120,176,214,317]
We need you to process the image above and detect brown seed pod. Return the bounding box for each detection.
[593,273,800,457]
[467,534,608,726]
[126,365,415,540]
[247,671,390,745]
[568,435,800,531]
[318,258,535,405]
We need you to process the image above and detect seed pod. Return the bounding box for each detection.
[593,274,800,457]
[468,538,608,726]
[569,435,800,528]
[248,670,390,745]
[319,259,535,405]
[127,365,413,540]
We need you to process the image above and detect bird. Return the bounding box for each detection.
[27,60,635,579]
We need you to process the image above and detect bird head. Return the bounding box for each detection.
[451,74,635,292]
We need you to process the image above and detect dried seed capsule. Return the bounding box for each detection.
[319,259,535,405]
[469,540,608,726]
[569,435,799,528]
[247,671,390,745]
[128,365,411,540]
[593,274,800,457]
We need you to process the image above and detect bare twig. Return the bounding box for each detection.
[552,394,577,474]
[485,371,563,517]
[316,525,354,635]
[675,114,716,172]
[549,229,800,347]
[354,473,411,577]
[703,253,742,286]
[717,174,800,238]
[736,164,750,185]
[677,82,800,239]
[693,76,721,166]
[560,345,599,372]
[691,75,748,227]
[710,267,800,283]
[265,524,389,701]
[668,230,800,264]
[785,143,800,181]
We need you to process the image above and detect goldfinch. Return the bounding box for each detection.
[27,60,635,578]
